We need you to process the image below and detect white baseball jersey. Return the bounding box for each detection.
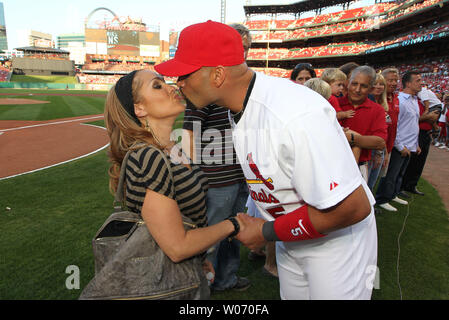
[231,72,375,219]
[418,87,442,108]
[231,72,378,300]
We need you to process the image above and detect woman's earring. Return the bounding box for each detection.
[145,118,163,147]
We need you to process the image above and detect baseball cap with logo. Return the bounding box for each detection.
[155,20,245,77]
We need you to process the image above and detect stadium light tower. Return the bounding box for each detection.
[221,0,226,23]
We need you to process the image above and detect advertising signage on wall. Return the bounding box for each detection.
[366,31,449,55]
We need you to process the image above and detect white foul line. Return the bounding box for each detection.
[0,123,109,181]
[0,115,104,133]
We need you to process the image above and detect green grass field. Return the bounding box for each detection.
[0,90,106,121]
[10,75,78,84]
[0,88,448,300]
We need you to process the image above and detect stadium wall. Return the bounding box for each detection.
[0,82,111,90]
[11,58,75,76]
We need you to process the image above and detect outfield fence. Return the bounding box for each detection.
[0,82,112,91]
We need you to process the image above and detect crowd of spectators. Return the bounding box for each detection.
[285,61,447,214]
[251,67,291,78]
[385,58,449,92]
[247,21,448,62]
[76,73,123,84]
[246,0,444,42]
[82,61,155,73]
[253,57,448,94]
[248,42,370,60]
[250,19,376,42]
[0,65,11,81]
[244,2,396,30]
[381,0,442,25]
[20,53,70,61]
[369,23,449,51]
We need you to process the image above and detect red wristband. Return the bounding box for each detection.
[273,205,325,242]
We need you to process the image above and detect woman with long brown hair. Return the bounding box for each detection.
[104,69,244,297]
[367,73,389,191]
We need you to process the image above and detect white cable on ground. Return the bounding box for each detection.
[396,194,414,300]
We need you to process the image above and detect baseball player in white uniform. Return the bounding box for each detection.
[155,21,378,300]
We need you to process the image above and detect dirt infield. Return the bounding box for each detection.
[0,92,107,98]
[422,146,449,213]
[0,114,109,179]
[0,98,50,105]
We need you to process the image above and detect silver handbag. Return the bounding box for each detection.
[79,146,209,300]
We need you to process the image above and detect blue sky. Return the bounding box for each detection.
[1,0,374,50]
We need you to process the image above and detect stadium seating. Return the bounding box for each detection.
[23,54,69,61]
[248,18,448,63]
[394,58,449,92]
[77,73,122,84]
[244,2,397,31]
[252,67,291,78]
[0,65,11,82]
[246,0,444,43]
[82,62,155,73]
[245,0,448,98]
[248,42,371,60]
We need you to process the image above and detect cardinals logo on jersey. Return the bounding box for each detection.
[246,153,274,190]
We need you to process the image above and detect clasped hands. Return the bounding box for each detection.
[234,213,268,251]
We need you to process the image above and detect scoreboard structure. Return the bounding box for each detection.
[84,7,161,58]
[85,28,160,57]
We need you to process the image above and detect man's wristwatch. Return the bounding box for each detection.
[227,217,240,239]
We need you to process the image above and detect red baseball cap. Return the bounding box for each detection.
[155,20,245,77]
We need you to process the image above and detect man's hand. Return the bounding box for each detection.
[372,152,383,169]
[400,146,411,157]
[235,213,267,251]
[416,146,422,155]
[382,152,390,169]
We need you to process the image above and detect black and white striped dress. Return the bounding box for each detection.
[125,146,209,228]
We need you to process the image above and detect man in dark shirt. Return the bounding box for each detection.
[182,24,252,292]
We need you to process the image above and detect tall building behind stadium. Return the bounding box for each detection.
[57,34,86,65]
[0,2,8,52]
